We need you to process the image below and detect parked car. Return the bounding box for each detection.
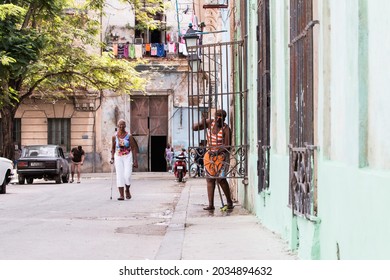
[0,157,13,194]
[17,145,70,184]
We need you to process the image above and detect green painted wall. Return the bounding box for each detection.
[237,0,390,259]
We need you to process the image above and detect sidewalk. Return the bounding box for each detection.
[155,175,298,260]
[82,172,297,260]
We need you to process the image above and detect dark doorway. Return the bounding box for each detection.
[131,95,168,172]
[151,29,160,43]
[151,136,166,171]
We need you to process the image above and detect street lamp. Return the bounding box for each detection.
[184,33,199,49]
[184,33,201,72]
[188,53,201,72]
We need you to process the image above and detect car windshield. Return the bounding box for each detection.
[23,146,57,157]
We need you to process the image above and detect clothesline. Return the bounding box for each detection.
[110,42,189,59]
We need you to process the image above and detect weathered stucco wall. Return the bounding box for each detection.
[366,2,390,169]
[315,0,390,259]
[14,99,98,172]
[99,63,190,172]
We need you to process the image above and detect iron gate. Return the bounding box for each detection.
[289,0,318,217]
[186,40,247,179]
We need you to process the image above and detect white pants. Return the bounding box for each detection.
[114,152,133,187]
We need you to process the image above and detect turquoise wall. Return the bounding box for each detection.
[318,162,390,259]
[238,0,390,259]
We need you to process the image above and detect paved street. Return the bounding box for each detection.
[0,172,297,260]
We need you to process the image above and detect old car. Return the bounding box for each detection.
[0,157,13,194]
[17,145,70,184]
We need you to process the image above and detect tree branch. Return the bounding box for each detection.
[20,70,101,101]
[21,2,36,29]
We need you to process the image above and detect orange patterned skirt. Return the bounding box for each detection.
[204,151,226,177]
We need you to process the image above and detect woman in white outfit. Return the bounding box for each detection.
[110,119,138,200]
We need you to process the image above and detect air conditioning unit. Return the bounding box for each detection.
[134,38,143,44]
[203,0,228,8]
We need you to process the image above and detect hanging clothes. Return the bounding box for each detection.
[117,44,125,58]
[168,42,176,53]
[151,44,158,56]
[129,44,135,59]
[134,44,143,58]
[124,43,129,58]
[157,43,165,57]
[112,43,118,56]
[179,43,187,56]
[180,29,187,43]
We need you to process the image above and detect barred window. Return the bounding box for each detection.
[47,118,71,152]
[288,0,318,218]
[0,118,21,150]
[257,0,271,192]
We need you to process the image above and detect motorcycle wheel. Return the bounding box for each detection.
[178,171,183,182]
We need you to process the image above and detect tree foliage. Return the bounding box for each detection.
[0,0,164,159]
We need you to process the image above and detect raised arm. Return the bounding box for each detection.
[193,117,211,131]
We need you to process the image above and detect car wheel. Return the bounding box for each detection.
[62,172,69,183]
[18,176,25,185]
[26,178,34,184]
[1,170,12,194]
[0,178,6,194]
[55,174,62,184]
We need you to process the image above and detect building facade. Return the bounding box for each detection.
[237,0,390,259]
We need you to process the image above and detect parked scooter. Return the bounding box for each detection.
[173,149,187,182]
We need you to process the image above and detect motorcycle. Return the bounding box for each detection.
[173,154,187,182]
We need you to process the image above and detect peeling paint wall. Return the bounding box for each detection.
[99,62,190,172]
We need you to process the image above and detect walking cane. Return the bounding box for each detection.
[217,183,227,212]
[110,161,114,200]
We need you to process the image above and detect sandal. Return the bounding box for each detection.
[70,179,74,183]
[203,206,215,211]
[226,204,234,210]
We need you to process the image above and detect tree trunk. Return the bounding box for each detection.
[1,106,16,161]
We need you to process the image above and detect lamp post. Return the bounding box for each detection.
[184,33,201,72]
[184,33,199,48]
[188,53,201,72]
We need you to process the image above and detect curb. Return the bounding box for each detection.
[155,183,190,260]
